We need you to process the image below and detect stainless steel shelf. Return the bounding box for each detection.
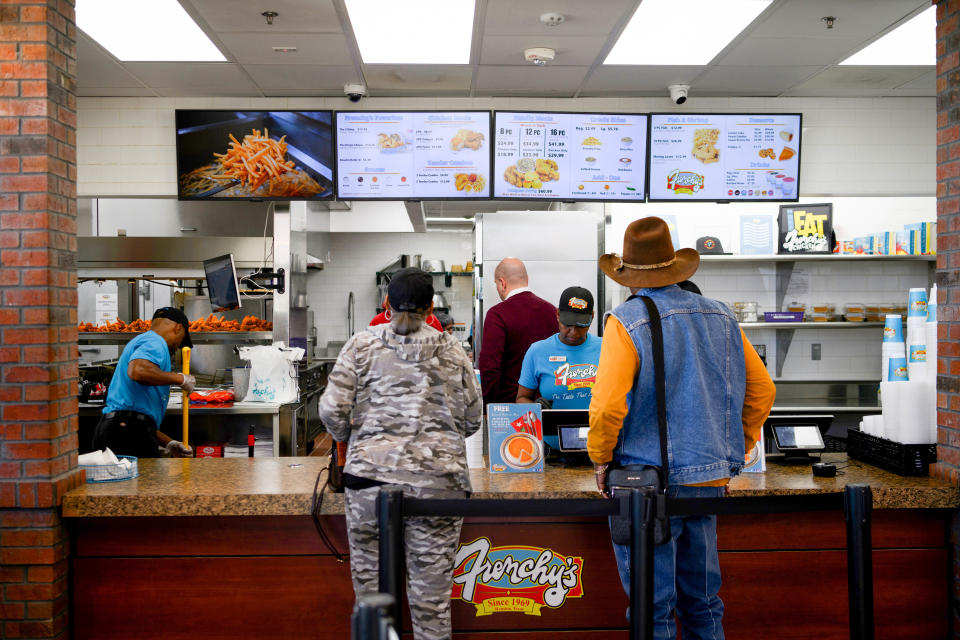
[79,331,273,345]
[740,322,884,329]
[699,254,935,262]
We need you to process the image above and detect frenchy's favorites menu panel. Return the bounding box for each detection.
[336,111,491,199]
[493,112,648,201]
[648,113,801,201]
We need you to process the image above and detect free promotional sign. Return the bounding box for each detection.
[648,113,801,202]
[335,111,491,199]
[493,111,647,201]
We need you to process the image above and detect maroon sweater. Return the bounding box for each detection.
[479,291,558,407]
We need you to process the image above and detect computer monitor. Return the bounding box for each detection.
[541,409,590,452]
[202,254,241,312]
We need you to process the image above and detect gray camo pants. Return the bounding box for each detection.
[345,484,465,640]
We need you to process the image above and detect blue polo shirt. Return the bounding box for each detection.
[103,331,172,427]
[517,334,601,409]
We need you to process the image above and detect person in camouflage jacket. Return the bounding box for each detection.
[319,268,481,640]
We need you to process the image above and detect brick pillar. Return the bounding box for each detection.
[0,2,83,639]
[937,1,960,637]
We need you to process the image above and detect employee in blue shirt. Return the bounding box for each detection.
[516,287,601,409]
[93,307,196,458]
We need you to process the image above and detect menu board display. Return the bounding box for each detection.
[335,111,491,199]
[648,113,801,202]
[493,111,647,201]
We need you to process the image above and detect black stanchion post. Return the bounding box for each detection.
[844,484,874,640]
[351,593,395,640]
[629,487,655,640]
[377,487,405,634]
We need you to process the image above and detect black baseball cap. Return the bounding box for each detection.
[696,236,725,254]
[558,286,594,328]
[387,267,434,313]
[152,307,193,348]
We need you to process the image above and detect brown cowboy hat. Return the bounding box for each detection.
[599,217,700,288]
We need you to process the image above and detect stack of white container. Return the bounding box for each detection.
[864,285,937,444]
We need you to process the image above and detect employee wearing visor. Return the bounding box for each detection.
[92,307,196,458]
[516,287,601,409]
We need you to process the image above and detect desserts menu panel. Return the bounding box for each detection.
[648,113,801,201]
[493,112,647,201]
[335,111,491,199]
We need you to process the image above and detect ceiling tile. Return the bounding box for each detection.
[123,63,261,93]
[187,0,343,33]
[694,65,823,94]
[580,66,703,94]
[78,33,146,89]
[77,87,158,97]
[483,0,634,36]
[718,37,865,67]
[363,65,473,93]
[480,34,608,66]
[217,32,354,65]
[792,65,933,90]
[475,65,589,94]
[747,0,928,40]
[244,64,359,93]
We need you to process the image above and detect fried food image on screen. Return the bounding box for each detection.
[377,133,405,149]
[450,129,484,151]
[454,173,485,192]
[692,128,720,164]
[503,158,558,189]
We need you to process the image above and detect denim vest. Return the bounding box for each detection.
[609,285,746,485]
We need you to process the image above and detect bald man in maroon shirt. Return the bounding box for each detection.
[478,258,557,408]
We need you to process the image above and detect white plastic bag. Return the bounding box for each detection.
[238,342,304,404]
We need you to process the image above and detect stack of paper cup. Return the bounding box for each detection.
[880,382,901,442]
[926,284,938,441]
[465,429,485,469]
[897,380,935,444]
[860,414,884,438]
[881,314,906,382]
[906,288,927,380]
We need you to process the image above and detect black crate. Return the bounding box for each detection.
[847,429,936,476]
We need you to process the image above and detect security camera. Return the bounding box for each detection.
[668,84,689,105]
[343,83,367,103]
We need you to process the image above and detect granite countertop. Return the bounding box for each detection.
[61,453,958,518]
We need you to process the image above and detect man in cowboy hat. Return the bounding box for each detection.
[588,217,775,639]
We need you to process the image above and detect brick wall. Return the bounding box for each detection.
[0,2,83,639]
[936,0,960,637]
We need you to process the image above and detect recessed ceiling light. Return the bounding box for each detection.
[345,0,474,64]
[76,0,226,62]
[840,6,935,66]
[604,0,772,65]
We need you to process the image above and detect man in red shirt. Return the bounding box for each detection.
[478,257,557,408]
[370,293,443,332]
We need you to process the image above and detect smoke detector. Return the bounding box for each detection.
[540,12,565,27]
[524,47,556,66]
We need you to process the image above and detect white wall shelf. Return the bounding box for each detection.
[699,254,935,262]
[741,322,884,329]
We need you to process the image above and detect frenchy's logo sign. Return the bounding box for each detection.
[666,169,703,195]
[452,537,584,616]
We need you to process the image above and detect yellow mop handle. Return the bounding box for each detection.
[182,346,191,449]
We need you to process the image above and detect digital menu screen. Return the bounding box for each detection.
[335,111,491,199]
[648,113,801,202]
[493,111,648,201]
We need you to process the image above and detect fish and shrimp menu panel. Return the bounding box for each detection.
[648,113,801,201]
[335,111,491,199]
[493,112,647,201]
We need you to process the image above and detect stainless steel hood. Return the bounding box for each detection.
[78,237,267,278]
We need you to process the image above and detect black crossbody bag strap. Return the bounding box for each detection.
[639,296,669,492]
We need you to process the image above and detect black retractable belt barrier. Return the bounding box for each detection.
[374,487,874,640]
[844,484,874,640]
[351,593,395,640]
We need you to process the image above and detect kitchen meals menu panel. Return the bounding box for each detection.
[493,112,647,201]
[648,113,801,201]
[336,111,491,199]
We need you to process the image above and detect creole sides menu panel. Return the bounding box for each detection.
[493,112,647,201]
[336,111,491,199]
[648,113,801,201]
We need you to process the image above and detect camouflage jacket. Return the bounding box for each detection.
[318,323,482,491]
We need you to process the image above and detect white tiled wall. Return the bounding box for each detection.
[77,96,934,197]
[306,231,475,347]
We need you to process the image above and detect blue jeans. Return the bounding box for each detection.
[610,484,726,640]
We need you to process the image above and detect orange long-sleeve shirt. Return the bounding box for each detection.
[588,315,776,486]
